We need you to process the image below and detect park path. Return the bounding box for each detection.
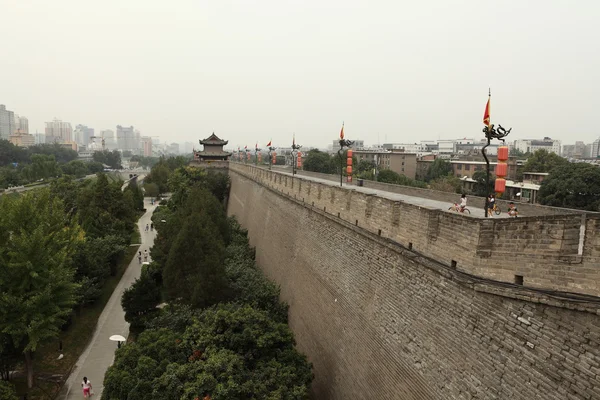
[60,198,157,399]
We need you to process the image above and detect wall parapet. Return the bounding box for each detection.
[230,163,600,297]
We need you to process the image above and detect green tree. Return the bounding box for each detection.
[523,149,568,173]
[61,160,89,178]
[376,169,427,188]
[163,210,230,308]
[538,163,600,211]
[0,139,29,167]
[426,159,452,182]
[0,190,83,388]
[429,175,463,193]
[124,181,145,211]
[143,182,160,198]
[22,154,60,181]
[146,159,171,194]
[29,143,78,164]
[0,381,18,400]
[122,270,162,331]
[302,149,334,174]
[0,334,21,381]
[471,170,494,197]
[93,150,123,169]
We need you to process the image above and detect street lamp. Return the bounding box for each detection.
[254,146,261,165]
[291,140,302,176]
[337,138,354,186]
[482,124,511,217]
[267,146,277,170]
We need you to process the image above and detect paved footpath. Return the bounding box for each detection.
[61,198,157,399]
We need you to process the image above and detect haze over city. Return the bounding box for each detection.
[2,0,599,148]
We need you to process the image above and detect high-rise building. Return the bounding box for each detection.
[183,141,195,155]
[116,125,140,152]
[73,124,94,147]
[591,138,600,159]
[45,118,73,143]
[141,136,153,157]
[14,114,29,134]
[0,104,16,140]
[99,130,116,150]
[33,132,45,145]
[168,143,180,155]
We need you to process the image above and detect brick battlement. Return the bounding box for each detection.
[230,163,600,297]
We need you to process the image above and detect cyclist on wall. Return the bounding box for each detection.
[459,194,467,212]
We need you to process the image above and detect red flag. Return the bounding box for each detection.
[483,96,490,126]
[244,145,247,150]
[340,123,344,139]
[266,140,272,147]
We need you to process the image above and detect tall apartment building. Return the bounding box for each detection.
[99,130,117,150]
[0,104,16,140]
[141,136,153,156]
[514,138,562,156]
[14,114,29,134]
[116,125,139,152]
[33,132,45,145]
[73,124,94,147]
[45,118,73,143]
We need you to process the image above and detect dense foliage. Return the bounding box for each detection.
[425,159,452,182]
[0,139,104,188]
[112,168,312,399]
[0,172,140,388]
[376,169,427,188]
[538,163,600,211]
[522,149,568,173]
[302,149,356,175]
[93,150,123,169]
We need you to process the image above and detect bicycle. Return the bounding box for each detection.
[448,203,470,214]
[488,203,501,216]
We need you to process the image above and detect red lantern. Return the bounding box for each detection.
[272,152,277,164]
[247,152,251,161]
[297,152,302,168]
[495,178,506,194]
[495,163,507,178]
[258,153,262,163]
[497,146,509,162]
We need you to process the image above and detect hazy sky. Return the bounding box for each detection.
[2,0,598,149]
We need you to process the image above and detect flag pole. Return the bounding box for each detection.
[483,88,491,217]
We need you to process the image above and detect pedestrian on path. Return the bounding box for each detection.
[138,251,142,264]
[145,223,149,232]
[143,249,148,261]
[150,223,154,231]
[81,377,92,398]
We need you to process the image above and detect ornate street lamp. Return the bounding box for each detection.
[267,145,276,170]
[482,91,511,217]
[337,123,353,186]
[254,144,261,165]
[291,135,302,175]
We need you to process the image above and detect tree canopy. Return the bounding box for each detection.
[0,190,83,387]
[426,159,452,182]
[377,169,426,188]
[523,149,568,173]
[538,163,600,211]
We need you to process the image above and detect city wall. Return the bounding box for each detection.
[227,164,600,400]
[247,164,600,296]
[273,166,584,216]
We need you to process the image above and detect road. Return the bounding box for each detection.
[274,170,511,219]
[60,198,157,399]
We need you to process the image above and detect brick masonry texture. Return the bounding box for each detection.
[227,164,600,400]
[246,165,600,297]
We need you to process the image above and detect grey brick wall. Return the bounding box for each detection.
[234,164,600,296]
[227,168,600,400]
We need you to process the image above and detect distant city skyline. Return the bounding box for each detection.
[2,1,599,148]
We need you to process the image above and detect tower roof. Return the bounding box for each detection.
[200,133,228,146]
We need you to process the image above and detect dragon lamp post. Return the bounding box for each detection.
[337,139,354,186]
[254,146,261,166]
[482,124,511,218]
[267,146,276,170]
[291,142,302,176]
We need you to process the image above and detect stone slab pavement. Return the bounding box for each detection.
[275,170,511,219]
[60,198,158,399]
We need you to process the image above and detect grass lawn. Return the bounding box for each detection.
[13,245,140,400]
